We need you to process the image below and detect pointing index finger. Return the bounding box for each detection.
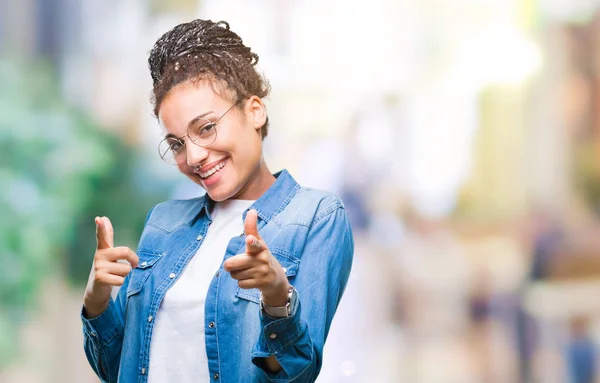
[244,210,261,240]
[245,235,266,255]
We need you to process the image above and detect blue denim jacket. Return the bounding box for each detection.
[81,170,354,383]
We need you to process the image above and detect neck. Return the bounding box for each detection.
[232,158,276,200]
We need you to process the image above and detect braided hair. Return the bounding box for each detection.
[149,20,271,138]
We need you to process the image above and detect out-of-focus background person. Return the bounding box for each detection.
[4,1,600,382]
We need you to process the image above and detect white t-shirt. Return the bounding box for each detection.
[148,199,254,383]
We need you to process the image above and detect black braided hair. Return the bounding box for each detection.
[149,19,270,138]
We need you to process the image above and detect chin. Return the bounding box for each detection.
[204,184,237,202]
[184,167,245,201]
[206,191,227,202]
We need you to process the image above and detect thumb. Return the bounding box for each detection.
[95,216,114,249]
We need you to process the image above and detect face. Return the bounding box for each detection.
[158,80,268,201]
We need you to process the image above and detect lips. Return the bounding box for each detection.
[200,161,226,179]
[194,159,228,179]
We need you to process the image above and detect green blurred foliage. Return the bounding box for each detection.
[0,58,169,367]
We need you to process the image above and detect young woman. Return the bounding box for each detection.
[81,19,354,383]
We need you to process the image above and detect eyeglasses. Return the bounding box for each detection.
[158,102,238,165]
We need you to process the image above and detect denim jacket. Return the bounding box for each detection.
[81,170,354,383]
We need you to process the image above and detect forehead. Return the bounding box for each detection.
[157,80,230,134]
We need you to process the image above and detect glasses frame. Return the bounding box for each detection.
[158,101,240,165]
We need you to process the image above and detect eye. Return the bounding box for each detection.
[197,122,216,138]
[169,139,185,153]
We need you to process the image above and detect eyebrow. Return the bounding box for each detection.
[163,110,213,140]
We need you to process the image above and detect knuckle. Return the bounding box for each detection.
[97,257,112,267]
[239,280,251,289]
[94,250,106,261]
[255,280,267,290]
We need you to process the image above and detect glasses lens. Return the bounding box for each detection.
[158,137,184,165]
[188,118,217,147]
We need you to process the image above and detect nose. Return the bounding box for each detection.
[186,140,209,167]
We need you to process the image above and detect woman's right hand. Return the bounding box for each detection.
[83,216,139,318]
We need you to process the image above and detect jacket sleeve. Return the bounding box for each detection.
[81,284,129,383]
[251,203,354,382]
[80,207,155,382]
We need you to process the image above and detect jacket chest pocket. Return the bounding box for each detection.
[235,247,300,304]
[126,249,164,298]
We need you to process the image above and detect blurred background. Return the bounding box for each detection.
[4,0,600,382]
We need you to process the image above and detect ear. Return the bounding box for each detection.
[246,96,267,133]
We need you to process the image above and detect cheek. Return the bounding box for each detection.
[219,128,257,158]
[177,163,191,175]
[217,123,262,167]
[232,137,261,165]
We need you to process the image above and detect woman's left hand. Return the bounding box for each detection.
[223,210,290,306]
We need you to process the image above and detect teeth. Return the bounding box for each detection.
[200,161,226,179]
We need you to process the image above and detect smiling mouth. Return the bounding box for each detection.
[198,160,227,179]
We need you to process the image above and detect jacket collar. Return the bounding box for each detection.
[193,169,299,224]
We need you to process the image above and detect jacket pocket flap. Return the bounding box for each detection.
[270,247,299,277]
[135,249,163,269]
[127,250,164,297]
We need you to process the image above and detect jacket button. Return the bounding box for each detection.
[196,234,203,240]
[213,373,219,380]
[208,321,215,328]
[169,273,176,279]
[148,316,153,322]
[269,333,277,339]
[141,368,146,375]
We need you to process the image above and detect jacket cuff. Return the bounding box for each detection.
[252,290,312,380]
[81,299,123,346]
